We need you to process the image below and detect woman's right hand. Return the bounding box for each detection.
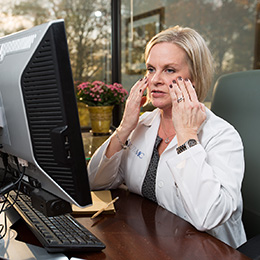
[105,78,148,158]
[119,77,148,132]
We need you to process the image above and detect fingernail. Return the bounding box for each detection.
[184,78,189,82]
[140,89,142,92]
[145,80,148,84]
[169,84,173,88]
[177,76,182,81]
[172,80,177,84]
[139,78,143,81]
[193,85,195,88]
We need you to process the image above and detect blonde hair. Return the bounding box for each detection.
[145,25,214,102]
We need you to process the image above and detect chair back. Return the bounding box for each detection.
[211,70,260,239]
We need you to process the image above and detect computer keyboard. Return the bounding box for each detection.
[7,190,106,253]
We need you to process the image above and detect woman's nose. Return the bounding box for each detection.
[150,72,163,84]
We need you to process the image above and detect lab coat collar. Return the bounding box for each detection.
[137,107,209,152]
[139,108,178,152]
[139,108,161,127]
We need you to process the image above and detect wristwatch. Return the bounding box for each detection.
[176,139,198,154]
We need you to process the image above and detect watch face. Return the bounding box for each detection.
[177,139,198,154]
[187,139,197,147]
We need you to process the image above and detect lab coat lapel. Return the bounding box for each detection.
[140,109,161,164]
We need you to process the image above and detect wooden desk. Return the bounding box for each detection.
[13,187,250,260]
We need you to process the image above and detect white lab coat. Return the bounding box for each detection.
[88,107,247,248]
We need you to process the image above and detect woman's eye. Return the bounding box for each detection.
[146,67,154,73]
[166,68,176,73]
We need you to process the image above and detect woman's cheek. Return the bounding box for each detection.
[146,87,152,99]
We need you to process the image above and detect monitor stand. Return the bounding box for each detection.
[0,206,68,260]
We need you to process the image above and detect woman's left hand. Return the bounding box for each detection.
[169,77,206,145]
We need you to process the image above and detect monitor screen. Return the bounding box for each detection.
[0,19,92,210]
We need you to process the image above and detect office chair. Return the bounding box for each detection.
[210,70,260,259]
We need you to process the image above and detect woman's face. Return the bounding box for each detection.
[146,42,192,110]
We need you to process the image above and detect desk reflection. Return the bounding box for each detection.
[120,190,248,260]
[81,131,111,160]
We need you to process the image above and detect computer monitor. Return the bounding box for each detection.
[0,19,92,213]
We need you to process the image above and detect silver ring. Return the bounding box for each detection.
[177,96,184,103]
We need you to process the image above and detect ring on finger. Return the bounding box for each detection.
[177,96,184,103]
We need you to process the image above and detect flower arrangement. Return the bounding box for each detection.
[76,81,128,106]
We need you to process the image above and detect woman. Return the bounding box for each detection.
[88,26,246,248]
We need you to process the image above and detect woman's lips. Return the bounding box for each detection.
[151,90,166,98]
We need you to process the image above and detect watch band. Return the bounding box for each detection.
[176,139,198,154]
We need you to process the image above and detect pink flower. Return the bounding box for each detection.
[76,80,128,106]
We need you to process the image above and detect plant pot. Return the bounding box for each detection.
[77,102,90,127]
[88,106,114,135]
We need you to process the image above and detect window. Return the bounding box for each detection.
[0,0,112,127]
[121,0,259,104]
[0,0,112,84]
[1,0,259,121]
